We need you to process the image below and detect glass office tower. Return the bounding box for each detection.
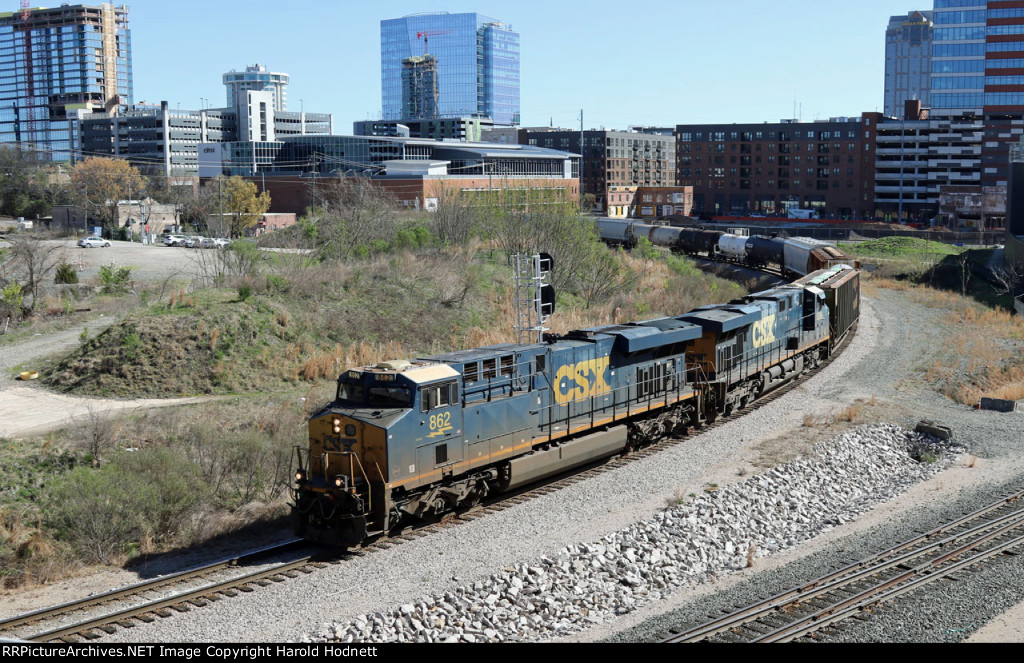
[0,3,132,162]
[381,13,520,125]
[884,11,933,117]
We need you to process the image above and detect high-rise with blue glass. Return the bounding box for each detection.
[928,0,1024,187]
[381,12,520,125]
[0,2,132,162]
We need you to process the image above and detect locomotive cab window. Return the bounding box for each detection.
[421,382,458,412]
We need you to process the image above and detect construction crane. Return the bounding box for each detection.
[416,30,452,55]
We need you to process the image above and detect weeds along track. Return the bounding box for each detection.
[1,272,858,643]
[658,488,1024,643]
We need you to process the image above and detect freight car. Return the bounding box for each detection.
[596,219,857,278]
[293,268,855,547]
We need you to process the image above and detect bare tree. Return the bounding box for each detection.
[992,259,1024,301]
[957,253,973,296]
[6,236,66,304]
[78,405,121,468]
[430,187,478,246]
[310,178,399,260]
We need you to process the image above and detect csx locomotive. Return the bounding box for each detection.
[293,265,860,547]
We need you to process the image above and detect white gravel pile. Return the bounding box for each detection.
[312,423,964,644]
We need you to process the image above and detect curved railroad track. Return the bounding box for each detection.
[658,488,1024,643]
[0,272,858,643]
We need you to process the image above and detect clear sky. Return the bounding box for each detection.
[119,0,922,131]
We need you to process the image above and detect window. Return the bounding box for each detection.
[421,382,458,412]
[482,358,497,380]
[464,362,479,383]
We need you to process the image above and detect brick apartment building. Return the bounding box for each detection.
[523,129,674,213]
[675,115,876,219]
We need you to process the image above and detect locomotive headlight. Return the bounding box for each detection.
[295,469,307,483]
[334,476,345,488]
[332,417,342,434]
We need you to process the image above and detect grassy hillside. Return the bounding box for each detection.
[42,248,749,399]
[843,236,964,259]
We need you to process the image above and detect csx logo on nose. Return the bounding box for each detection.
[752,314,777,349]
[554,358,611,405]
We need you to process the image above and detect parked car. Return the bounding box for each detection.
[163,234,187,246]
[213,238,232,248]
[199,237,218,249]
[183,236,205,248]
[78,236,110,248]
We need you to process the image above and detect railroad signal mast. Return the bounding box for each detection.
[513,254,556,345]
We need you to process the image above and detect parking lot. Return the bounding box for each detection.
[44,238,212,283]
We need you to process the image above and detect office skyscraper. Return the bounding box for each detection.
[402,55,439,120]
[884,11,933,117]
[223,64,289,112]
[928,1,1024,187]
[381,12,520,125]
[0,2,132,162]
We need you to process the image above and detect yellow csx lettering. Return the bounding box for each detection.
[752,314,777,349]
[554,358,611,406]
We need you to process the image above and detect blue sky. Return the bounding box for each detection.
[121,0,922,131]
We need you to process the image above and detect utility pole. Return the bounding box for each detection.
[579,109,585,208]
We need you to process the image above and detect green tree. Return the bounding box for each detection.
[208,176,271,238]
[69,157,148,234]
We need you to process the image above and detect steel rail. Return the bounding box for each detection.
[0,539,306,641]
[661,489,1024,643]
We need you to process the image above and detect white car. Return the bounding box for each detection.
[163,234,187,247]
[78,236,110,248]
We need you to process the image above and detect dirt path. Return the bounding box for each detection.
[0,315,215,439]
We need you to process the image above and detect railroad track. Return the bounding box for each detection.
[0,539,326,643]
[659,488,1024,643]
[1,278,858,643]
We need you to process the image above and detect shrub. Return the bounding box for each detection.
[98,264,133,294]
[55,262,79,285]
[1,282,23,319]
[45,448,205,563]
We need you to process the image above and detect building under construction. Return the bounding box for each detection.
[401,54,439,120]
[0,3,132,162]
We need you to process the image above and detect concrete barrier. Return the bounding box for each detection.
[979,397,1021,413]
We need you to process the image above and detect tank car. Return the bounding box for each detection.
[717,233,750,262]
[676,228,724,257]
[745,236,786,269]
[596,219,636,248]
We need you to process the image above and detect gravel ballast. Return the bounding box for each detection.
[313,424,963,643]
